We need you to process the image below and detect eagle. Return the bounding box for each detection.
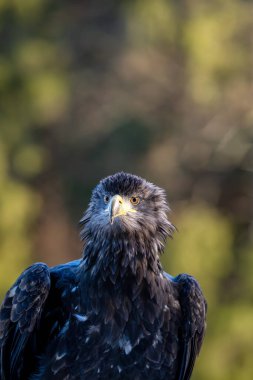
[0,172,207,380]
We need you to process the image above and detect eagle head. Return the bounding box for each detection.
[80,172,174,254]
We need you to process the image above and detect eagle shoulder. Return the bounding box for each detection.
[173,273,207,380]
[0,263,51,379]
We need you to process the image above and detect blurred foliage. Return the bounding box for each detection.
[0,142,40,292]
[0,0,252,379]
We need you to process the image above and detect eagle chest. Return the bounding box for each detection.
[65,277,180,379]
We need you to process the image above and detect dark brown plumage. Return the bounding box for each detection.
[0,172,207,379]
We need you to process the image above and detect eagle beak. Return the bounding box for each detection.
[109,195,136,224]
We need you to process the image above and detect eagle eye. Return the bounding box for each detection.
[104,195,110,204]
[130,196,140,206]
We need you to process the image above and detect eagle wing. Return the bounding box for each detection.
[0,263,51,380]
[174,274,207,380]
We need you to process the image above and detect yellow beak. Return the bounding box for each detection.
[109,195,136,224]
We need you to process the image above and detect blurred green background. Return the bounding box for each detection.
[0,0,252,379]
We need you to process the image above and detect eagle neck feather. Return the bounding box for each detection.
[82,234,164,285]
